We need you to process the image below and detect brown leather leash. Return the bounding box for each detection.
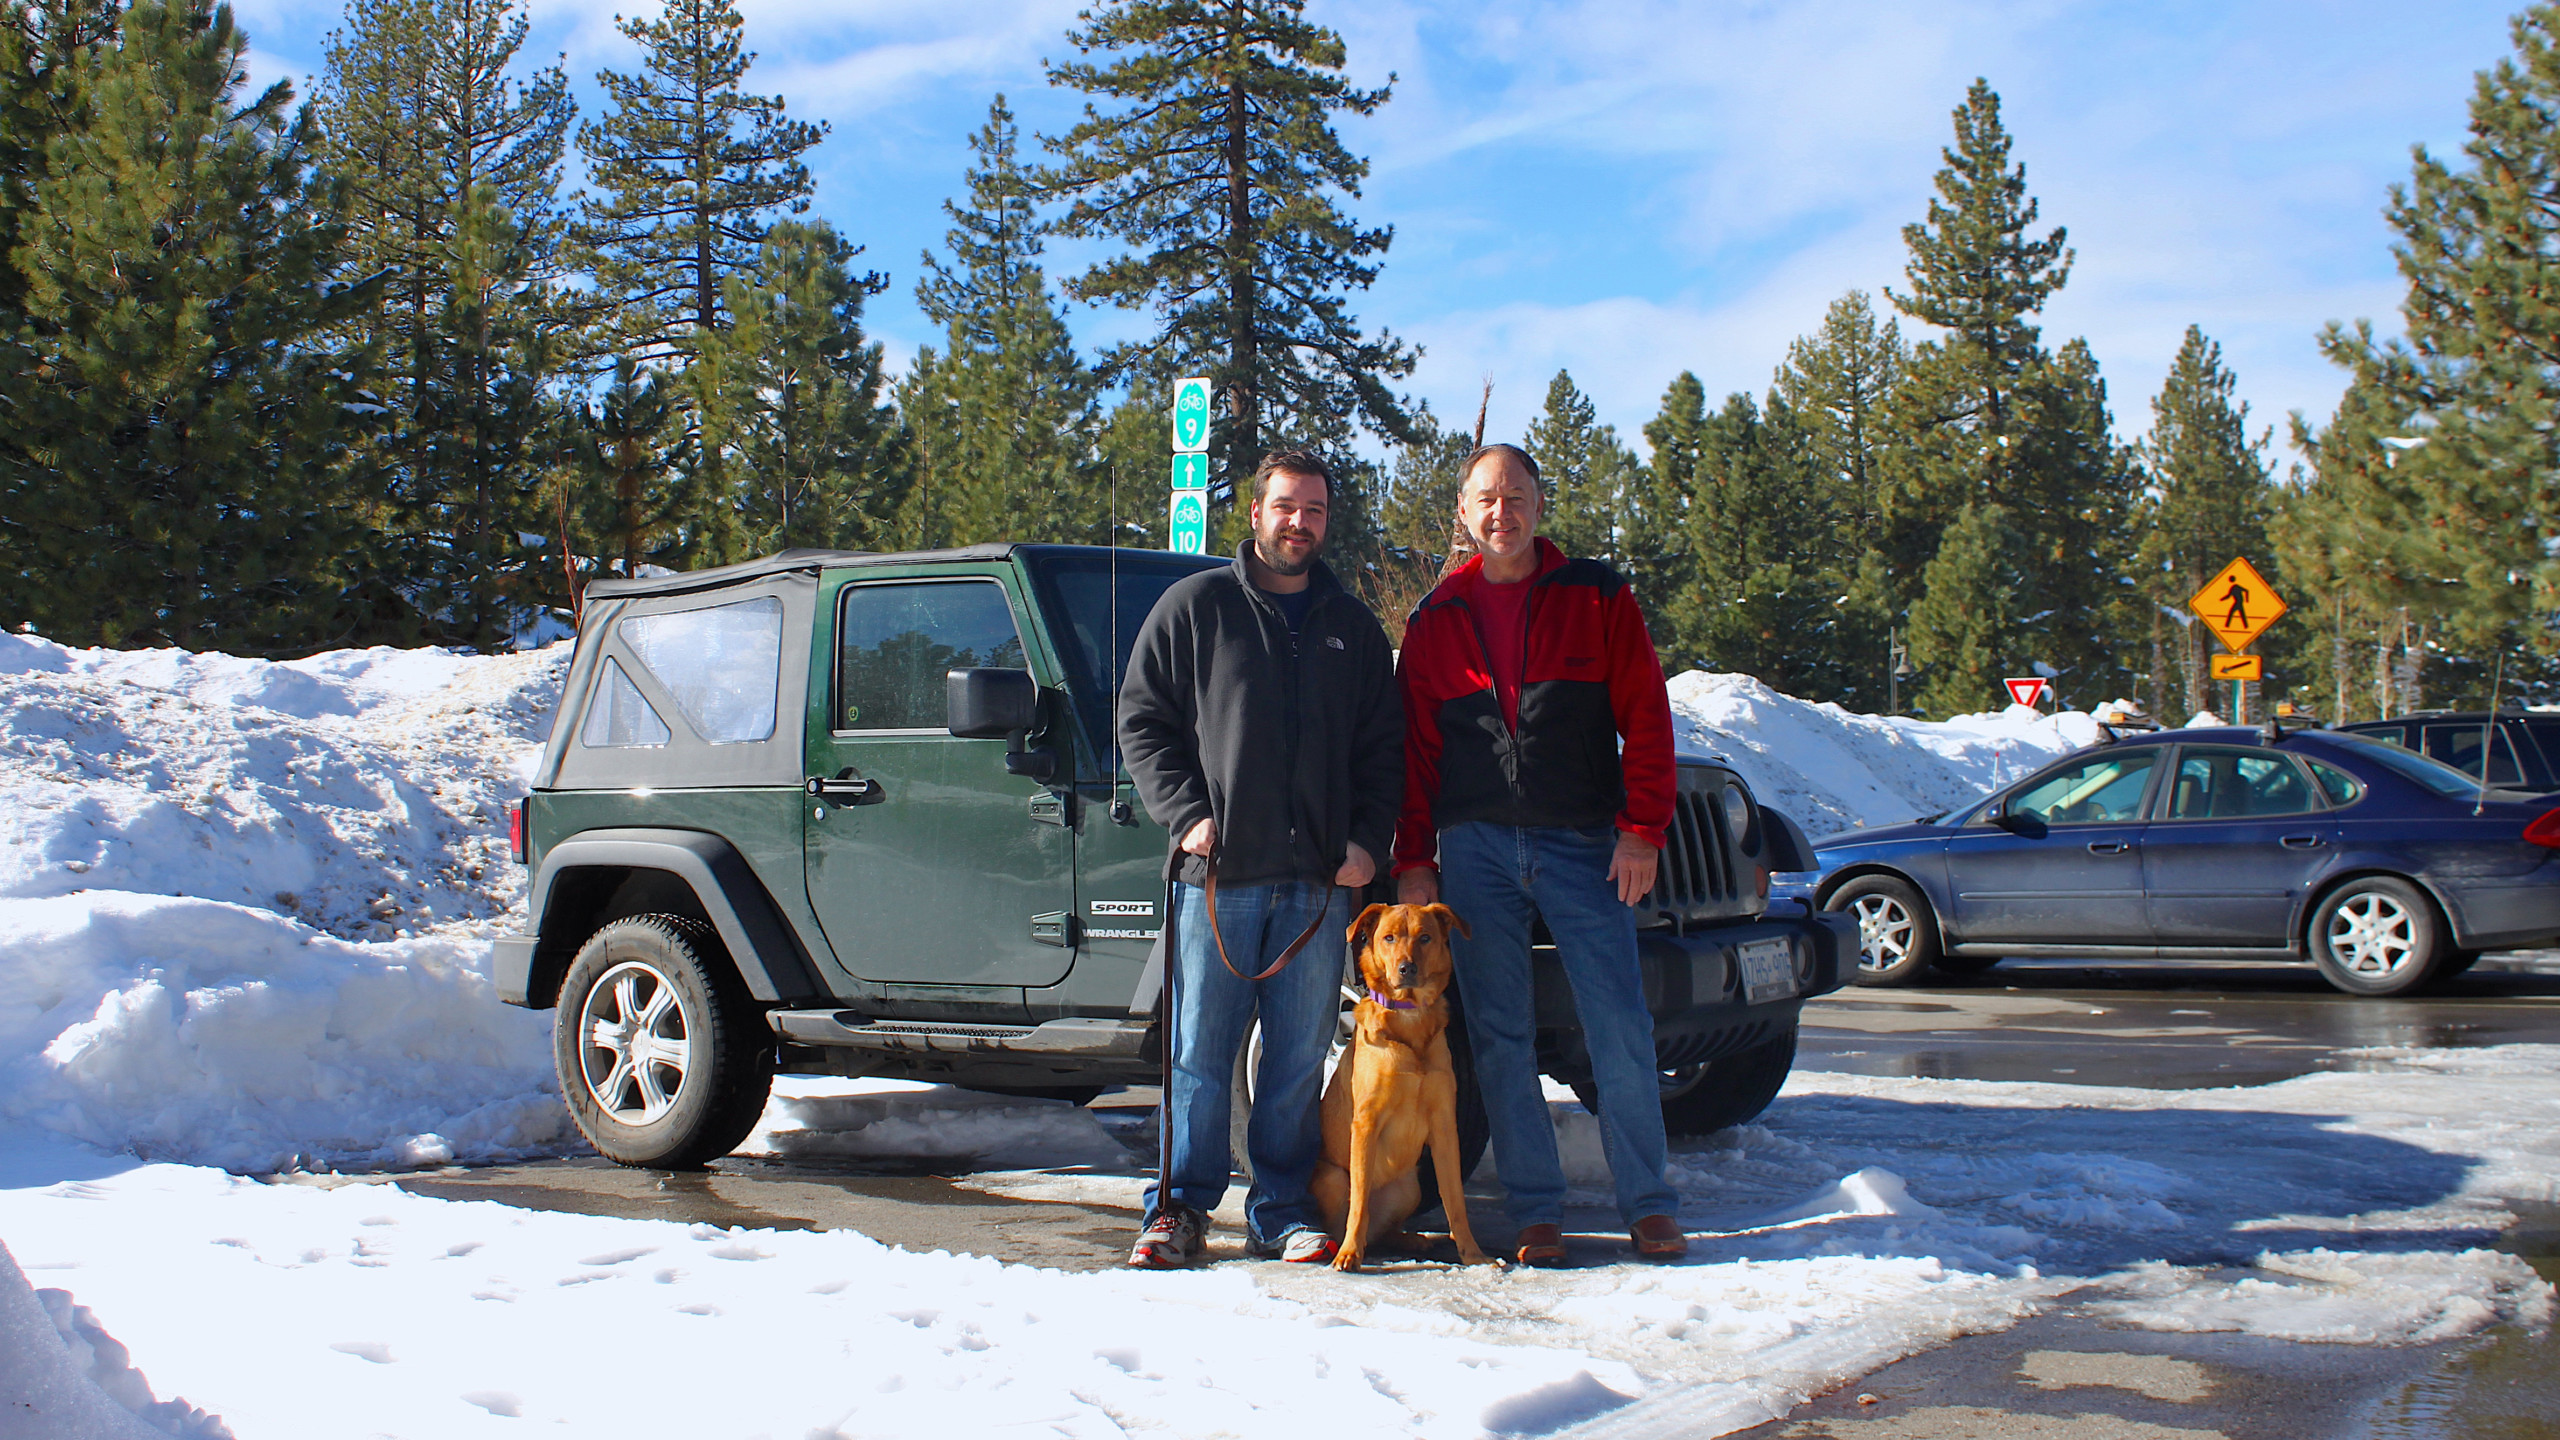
[1202,844,1335,981]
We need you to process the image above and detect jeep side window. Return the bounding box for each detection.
[837,580,1025,731]
[579,658,672,748]
[617,596,784,744]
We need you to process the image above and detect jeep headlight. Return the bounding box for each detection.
[1720,783,1752,837]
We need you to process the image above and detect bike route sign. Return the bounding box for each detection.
[1171,453,1208,490]
[1171,377,1211,454]
[1167,489,1208,555]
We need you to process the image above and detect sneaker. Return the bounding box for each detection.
[1245,1226,1338,1264]
[1128,1204,1208,1268]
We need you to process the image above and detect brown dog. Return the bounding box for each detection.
[1311,902,1494,1271]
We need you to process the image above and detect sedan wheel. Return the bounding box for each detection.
[1825,875,1941,986]
[2308,877,2446,997]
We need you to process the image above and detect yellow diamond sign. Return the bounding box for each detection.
[2189,557,2286,655]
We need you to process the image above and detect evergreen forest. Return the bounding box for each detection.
[2,0,2555,724]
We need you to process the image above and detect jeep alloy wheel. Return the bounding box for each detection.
[554,915,772,1168]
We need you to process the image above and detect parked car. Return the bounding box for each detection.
[2334,710,2560,794]
[1802,723,2560,997]
[495,544,1855,1169]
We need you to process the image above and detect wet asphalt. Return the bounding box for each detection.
[378,952,2560,1439]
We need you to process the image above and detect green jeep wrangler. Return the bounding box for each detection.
[495,544,1854,1170]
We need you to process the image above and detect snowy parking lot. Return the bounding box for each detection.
[2,635,2553,1439]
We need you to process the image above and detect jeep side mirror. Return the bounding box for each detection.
[946,668,1038,739]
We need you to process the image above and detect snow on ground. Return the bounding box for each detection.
[1,638,2552,1438]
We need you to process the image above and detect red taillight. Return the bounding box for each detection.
[2527,808,2560,849]
[509,800,528,865]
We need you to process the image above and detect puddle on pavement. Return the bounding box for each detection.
[2358,1201,2560,1439]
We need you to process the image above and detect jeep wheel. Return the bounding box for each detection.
[1826,875,1940,986]
[1566,1025,1797,1138]
[555,915,773,1169]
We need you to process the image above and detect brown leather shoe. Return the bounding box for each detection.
[1630,1214,1688,1260]
[1513,1223,1567,1268]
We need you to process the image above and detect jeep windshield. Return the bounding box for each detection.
[1021,546,1226,774]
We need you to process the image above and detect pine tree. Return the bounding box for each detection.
[2311,4,2560,701]
[1037,0,1417,512]
[899,96,1102,549]
[1521,369,1639,569]
[1770,292,1906,707]
[0,0,387,651]
[313,0,575,644]
[0,0,118,321]
[574,0,836,360]
[564,356,695,579]
[1908,502,2028,716]
[1660,393,1847,692]
[699,219,902,557]
[1879,79,2136,708]
[2135,326,2272,721]
[1626,372,1707,624]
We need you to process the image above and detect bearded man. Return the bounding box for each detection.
[1117,449,1403,1267]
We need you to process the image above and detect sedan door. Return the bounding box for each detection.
[2142,746,2337,950]
[1945,748,2162,947]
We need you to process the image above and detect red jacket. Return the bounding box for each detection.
[1393,538,1676,874]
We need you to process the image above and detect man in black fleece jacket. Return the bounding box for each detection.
[1116,450,1401,1267]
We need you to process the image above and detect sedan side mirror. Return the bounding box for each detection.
[946,668,1038,739]
[1991,807,2048,839]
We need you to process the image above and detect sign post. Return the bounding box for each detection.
[1168,377,1211,555]
[2187,557,2287,724]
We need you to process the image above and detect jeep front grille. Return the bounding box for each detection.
[1642,768,1761,925]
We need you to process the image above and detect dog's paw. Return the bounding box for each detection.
[1330,1248,1365,1273]
[1457,1248,1495,1267]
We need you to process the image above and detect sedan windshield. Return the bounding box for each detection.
[2321,731,2488,797]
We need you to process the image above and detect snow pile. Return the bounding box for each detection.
[0,632,564,935]
[1666,671,2108,837]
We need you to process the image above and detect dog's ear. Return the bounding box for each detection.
[1425,903,1470,940]
[1346,903,1390,957]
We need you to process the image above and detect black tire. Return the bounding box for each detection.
[1412,996,1490,1208]
[2440,950,2485,978]
[1933,953,2004,976]
[1825,875,1941,986]
[2307,876,2449,997]
[554,915,773,1169]
[1565,1026,1797,1138]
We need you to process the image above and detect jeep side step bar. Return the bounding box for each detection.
[767,1011,1150,1059]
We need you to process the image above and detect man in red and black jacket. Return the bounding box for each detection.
[1393,443,1687,1264]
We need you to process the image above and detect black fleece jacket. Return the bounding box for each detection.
[1116,542,1402,887]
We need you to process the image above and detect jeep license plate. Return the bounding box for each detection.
[1738,938,1796,1005]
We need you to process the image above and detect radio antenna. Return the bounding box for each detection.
[1109,458,1122,780]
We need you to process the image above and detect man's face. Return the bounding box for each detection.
[1250,468,1330,576]
[1458,453,1542,561]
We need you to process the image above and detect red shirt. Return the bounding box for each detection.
[1471,570,1533,731]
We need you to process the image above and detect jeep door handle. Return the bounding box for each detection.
[807,773,885,805]
[2086,840,2134,854]
[2280,834,2325,849]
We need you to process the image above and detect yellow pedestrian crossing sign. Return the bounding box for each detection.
[2189,557,2286,655]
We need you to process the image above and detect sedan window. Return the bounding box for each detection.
[2006,751,2158,826]
[2307,759,2364,806]
[2420,722,2525,786]
[2164,748,2319,819]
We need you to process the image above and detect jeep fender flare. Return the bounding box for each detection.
[517,828,822,1008]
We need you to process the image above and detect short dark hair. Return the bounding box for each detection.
[1462,443,1541,489]
[1252,448,1335,504]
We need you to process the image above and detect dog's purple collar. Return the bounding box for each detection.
[1368,989,1417,1011]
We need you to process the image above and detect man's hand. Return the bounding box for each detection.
[1180,817,1216,856]
[1396,866,1439,905]
[1335,841,1376,889]
[1609,831,1659,907]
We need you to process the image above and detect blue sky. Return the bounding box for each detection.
[231,0,2525,461]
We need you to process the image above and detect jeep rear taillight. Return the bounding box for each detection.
[509,800,528,865]
[2527,807,2560,849]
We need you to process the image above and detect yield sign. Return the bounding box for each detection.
[2004,677,2051,709]
[2189,557,2286,655]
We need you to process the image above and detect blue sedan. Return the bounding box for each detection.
[1803,723,2560,996]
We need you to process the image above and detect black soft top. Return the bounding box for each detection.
[581,543,1021,600]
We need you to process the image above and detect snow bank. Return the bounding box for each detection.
[1666,671,2108,837]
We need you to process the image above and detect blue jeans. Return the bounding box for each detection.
[1439,821,1677,1227]
[1144,877,1347,1246]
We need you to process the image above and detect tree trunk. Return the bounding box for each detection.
[1222,13,1256,494]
